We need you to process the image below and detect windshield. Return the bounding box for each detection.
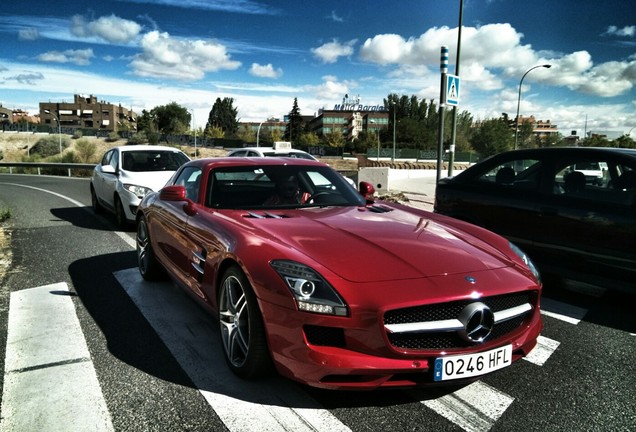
[121,150,189,172]
[207,165,364,209]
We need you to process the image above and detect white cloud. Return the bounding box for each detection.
[249,63,283,78]
[311,39,356,64]
[130,31,241,80]
[18,27,39,41]
[71,14,142,44]
[604,25,636,37]
[37,49,95,66]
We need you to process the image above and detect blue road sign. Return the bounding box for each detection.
[445,74,460,106]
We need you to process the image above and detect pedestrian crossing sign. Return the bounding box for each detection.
[444,74,460,106]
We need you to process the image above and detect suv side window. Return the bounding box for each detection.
[477,158,541,190]
[554,158,635,205]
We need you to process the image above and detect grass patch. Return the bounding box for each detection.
[0,208,11,223]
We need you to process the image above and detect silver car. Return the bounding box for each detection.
[90,145,190,228]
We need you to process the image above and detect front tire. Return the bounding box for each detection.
[90,185,104,214]
[114,196,128,230]
[136,215,165,281]
[218,266,272,379]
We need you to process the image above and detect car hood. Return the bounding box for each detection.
[120,170,175,192]
[237,206,513,283]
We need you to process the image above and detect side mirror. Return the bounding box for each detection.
[100,165,116,175]
[160,185,198,216]
[358,181,376,203]
[160,185,186,201]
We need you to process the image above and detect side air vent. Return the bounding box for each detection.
[367,205,394,213]
[244,212,290,219]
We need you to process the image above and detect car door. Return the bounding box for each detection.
[151,166,202,292]
[95,149,119,210]
[443,155,546,251]
[531,155,636,288]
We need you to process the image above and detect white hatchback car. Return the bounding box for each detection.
[227,141,318,160]
[91,145,190,228]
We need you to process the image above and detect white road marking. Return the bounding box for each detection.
[115,268,351,432]
[422,381,515,432]
[3,181,134,247]
[523,335,560,366]
[1,283,113,431]
[540,298,588,325]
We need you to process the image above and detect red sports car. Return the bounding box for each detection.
[136,157,542,390]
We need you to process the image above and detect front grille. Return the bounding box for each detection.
[384,292,536,351]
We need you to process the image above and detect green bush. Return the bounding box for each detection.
[30,135,69,157]
[128,131,148,145]
[75,138,97,163]
[106,131,120,142]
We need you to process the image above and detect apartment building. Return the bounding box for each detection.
[39,94,137,133]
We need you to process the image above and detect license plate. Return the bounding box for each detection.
[433,345,512,381]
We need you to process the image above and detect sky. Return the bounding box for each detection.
[0,0,635,137]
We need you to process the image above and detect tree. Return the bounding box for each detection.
[324,129,345,148]
[236,124,255,142]
[470,117,513,157]
[614,134,636,149]
[147,102,190,136]
[297,132,320,147]
[205,97,239,138]
[517,120,535,148]
[285,98,304,144]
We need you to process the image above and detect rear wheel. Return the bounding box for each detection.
[136,215,165,281]
[218,266,272,378]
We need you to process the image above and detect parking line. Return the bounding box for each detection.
[1,283,113,432]
[114,268,351,432]
[422,381,515,432]
[523,335,560,366]
[540,298,588,325]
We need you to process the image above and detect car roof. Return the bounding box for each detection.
[491,147,636,158]
[184,156,328,170]
[230,147,310,153]
[116,145,186,152]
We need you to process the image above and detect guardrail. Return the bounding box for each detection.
[0,162,96,177]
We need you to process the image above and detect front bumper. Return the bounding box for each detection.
[259,296,542,390]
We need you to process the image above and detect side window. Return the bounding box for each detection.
[174,167,202,202]
[109,151,119,170]
[554,158,634,205]
[477,159,541,190]
[101,150,113,166]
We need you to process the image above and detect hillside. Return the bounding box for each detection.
[0,132,357,170]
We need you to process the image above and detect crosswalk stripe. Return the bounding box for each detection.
[1,283,114,431]
[523,335,560,366]
[422,381,515,432]
[540,298,587,324]
[115,268,352,432]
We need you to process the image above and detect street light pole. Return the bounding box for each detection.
[514,64,551,149]
[44,109,62,154]
[392,103,396,162]
[256,121,264,147]
[190,109,197,158]
[369,119,381,161]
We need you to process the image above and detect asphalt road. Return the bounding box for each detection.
[0,173,634,432]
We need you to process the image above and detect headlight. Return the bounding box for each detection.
[123,184,153,199]
[509,242,541,284]
[271,260,348,316]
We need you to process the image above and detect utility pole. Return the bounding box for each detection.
[448,0,464,177]
[436,46,448,184]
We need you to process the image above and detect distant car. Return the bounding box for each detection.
[435,147,636,291]
[229,142,357,188]
[90,145,190,228]
[136,156,542,390]
[227,142,318,160]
